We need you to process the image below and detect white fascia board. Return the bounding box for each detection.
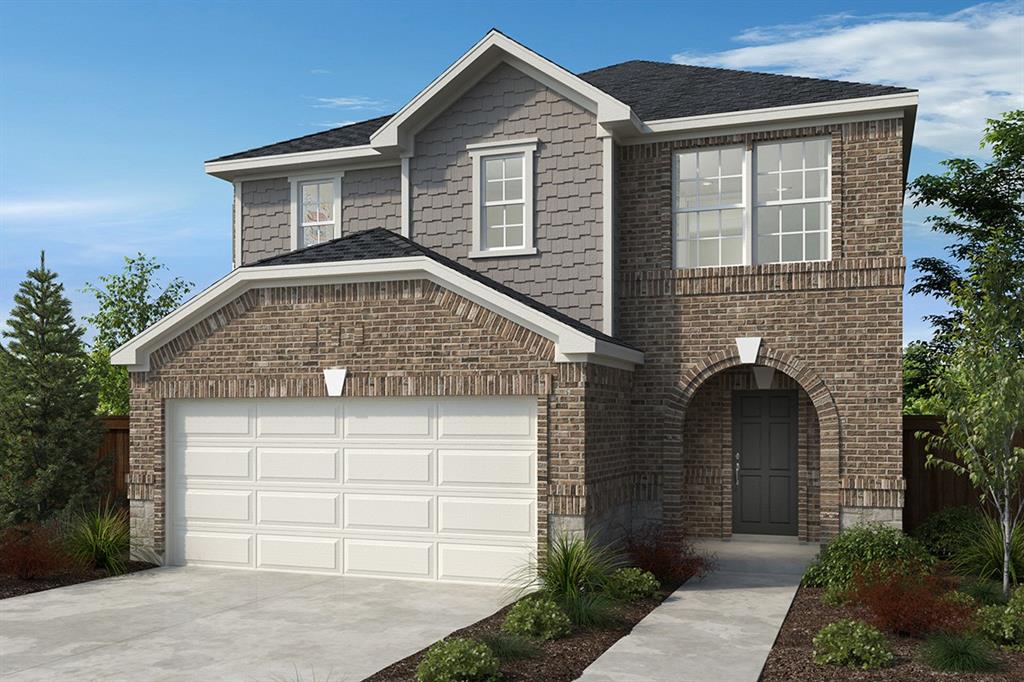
[110,256,643,372]
[204,145,388,180]
[637,92,919,137]
[370,30,637,152]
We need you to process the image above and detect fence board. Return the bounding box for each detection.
[98,416,129,506]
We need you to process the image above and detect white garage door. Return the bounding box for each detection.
[167,397,537,584]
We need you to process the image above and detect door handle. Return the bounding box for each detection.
[734,452,741,488]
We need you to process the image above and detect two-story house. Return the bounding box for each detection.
[113,31,916,584]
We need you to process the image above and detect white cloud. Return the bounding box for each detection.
[672,2,1024,156]
[0,198,128,220]
[309,68,332,75]
[315,120,357,129]
[311,96,388,110]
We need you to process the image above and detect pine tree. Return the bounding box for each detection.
[0,252,105,526]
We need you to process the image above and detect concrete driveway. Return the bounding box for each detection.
[1,566,506,681]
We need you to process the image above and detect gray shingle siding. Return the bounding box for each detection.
[343,167,401,233]
[410,63,605,329]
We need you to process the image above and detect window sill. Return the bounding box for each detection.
[469,247,539,259]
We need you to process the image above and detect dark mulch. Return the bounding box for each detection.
[366,580,684,682]
[0,562,156,600]
[761,586,1024,681]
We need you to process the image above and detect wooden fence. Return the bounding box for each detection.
[98,416,130,505]
[903,414,1024,534]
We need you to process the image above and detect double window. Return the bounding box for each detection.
[292,176,342,249]
[673,138,831,268]
[470,139,537,258]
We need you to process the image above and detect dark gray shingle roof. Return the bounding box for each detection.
[245,228,639,352]
[209,61,913,162]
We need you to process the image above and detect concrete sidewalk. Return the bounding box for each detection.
[579,536,819,682]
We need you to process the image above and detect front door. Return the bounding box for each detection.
[732,391,798,535]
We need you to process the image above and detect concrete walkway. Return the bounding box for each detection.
[579,536,819,682]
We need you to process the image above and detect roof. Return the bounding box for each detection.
[246,228,640,352]
[210,58,914,163]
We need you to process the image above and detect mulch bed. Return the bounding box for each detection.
[366,579,684,681]
[0,561,156,600]
[761,586,1024,681]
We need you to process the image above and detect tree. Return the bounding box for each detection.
[0,253,105,526]
[913,110,1024,598]
[902,340,943,415]
[83,253,192,414]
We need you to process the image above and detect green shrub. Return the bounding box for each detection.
[477,631,537,662]
[812,619,893,669]
[560,591,619,628]
[522,534,623,600]
[606,567,660,601]
[502,597,571,641]
[950,515,1024,585]
[958,578,1008,606]
[65,504,130,574]
[920,632,1000,672]
[977,587,1024,650]
[914,506,984,559]
[415,638,500,682]
[803,524,933,594]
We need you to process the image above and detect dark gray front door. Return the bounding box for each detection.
[732,391,798,536]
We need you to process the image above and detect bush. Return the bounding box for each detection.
[812,619,893,669]
[977,587,1024,650]
[958,578,1008,606]
[803,524,934,594]
[560,591,619,628]
[915,506,984,559]
[502,597,571,641]
[606,567,660,601]
[526,534,623,599]
[477,631,537,662]
[950,514,1024,585]
[920,632,1001,672]
[415,638,500,682]
[623,525,715,583]
[66,504,130,574]
[848,563,973,637]
[0,523,72,579]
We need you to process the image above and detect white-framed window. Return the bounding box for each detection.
[671,137,831,269]
[289,175,342,250]
[469,138,537,258]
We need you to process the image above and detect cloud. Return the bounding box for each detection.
[315,120,357,129]
[0,198,128,220]
[311,96,388,110]
[672,2,1024,156]
[309,68,332,75]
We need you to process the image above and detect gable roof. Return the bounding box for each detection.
[246,228,639,352]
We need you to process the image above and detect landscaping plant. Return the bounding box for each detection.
[802,523,934,596]
[951,514,1024,585]
[415,638,500,682]
[501,596,572,641]
[476,631,537,662]
[958,577,1009,606]
[914,506,984,559]
[66,504,130,574]
[977,587,1024,650]
[920,632,1001,672]
[848,562,973,637]
[622,524,714,583]
[605,567,660,601]
[0,523,72,579]
[559,590,619,628]
[812,619,893,670]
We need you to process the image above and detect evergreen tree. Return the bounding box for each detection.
[0,252,105,526]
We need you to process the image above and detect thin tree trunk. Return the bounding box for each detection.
[1004,487,1012,600]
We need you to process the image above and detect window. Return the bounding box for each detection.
[291,176,342,250]
[672,138,830,268]
[469,139,537,258]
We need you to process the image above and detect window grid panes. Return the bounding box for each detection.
[754,139,830,264]
[482,154,526,250]
[299,180,335,248]
[673,147,745,268]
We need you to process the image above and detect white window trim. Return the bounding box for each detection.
[671,137,832,269]
[468,139,538,259]
[289,173,343,251]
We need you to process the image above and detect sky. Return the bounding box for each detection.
[1,0,1022,346]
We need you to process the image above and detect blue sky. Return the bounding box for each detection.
[1,0,1021,345]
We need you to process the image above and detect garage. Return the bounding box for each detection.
[167,396,537,584]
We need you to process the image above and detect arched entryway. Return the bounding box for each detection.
[661,345,841,542]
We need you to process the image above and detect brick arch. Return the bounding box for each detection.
[662,345,841,540]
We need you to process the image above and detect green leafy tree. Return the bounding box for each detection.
[903,340,943,415]
[83,254,193,414]
[0,253,105,526]
[913,111,1024,599]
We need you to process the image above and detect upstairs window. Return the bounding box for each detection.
[672,138,831,269]
[469,139,537,258]
[291,176,342,249]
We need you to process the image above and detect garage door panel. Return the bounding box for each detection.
[344,400,432,438]
[183,490,252,523]
[181,447,253,481]
[170,401,253,438]
[438,400,534,439]
[257,492,339,527]
[344,539,433,579]
[181,531,252,566]
[344,494,432,532]
[258,448,339,482]
[344,448,432,485]
[258,401,338,437]
[258,535,338,572]
[438,498,535,536]
[438,450,533,488]
[438,543,531,583]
